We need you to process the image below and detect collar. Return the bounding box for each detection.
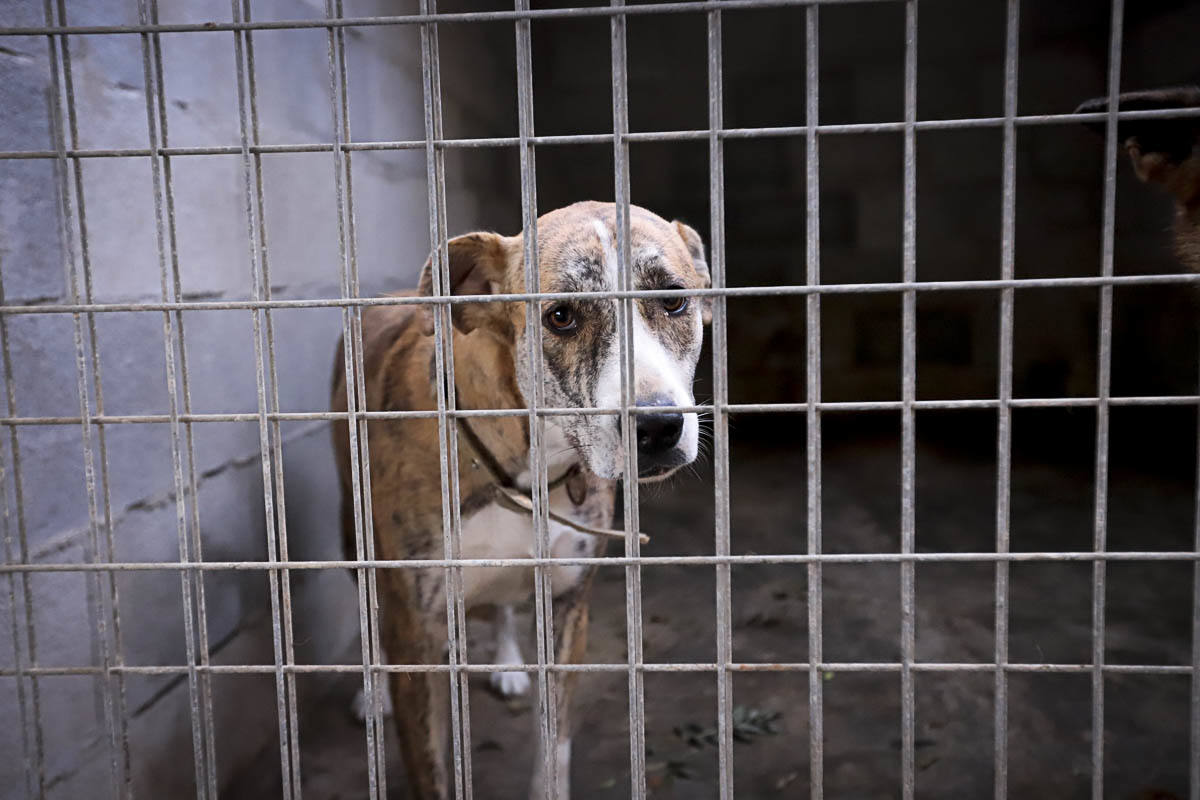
[452,388,648,544]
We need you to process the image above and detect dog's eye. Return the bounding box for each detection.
[544,303,578,334]
[662,291,689,316]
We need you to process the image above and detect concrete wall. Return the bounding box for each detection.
[0,1,516,797]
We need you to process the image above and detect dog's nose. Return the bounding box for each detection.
[635,400,683,455]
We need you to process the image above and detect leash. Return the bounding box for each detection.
[453,390,649,545]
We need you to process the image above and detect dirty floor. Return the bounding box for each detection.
[227,426,1195,799]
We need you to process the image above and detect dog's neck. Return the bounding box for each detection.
[450,329,578,489]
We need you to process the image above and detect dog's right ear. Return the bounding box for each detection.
[1075,87,1200,202]
[417,232,511,337]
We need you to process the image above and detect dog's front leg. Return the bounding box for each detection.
[528,568,598,800]
[380,567,452,800]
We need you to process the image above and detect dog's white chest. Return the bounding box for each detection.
[459,422,592,607]
[458,488,593,608]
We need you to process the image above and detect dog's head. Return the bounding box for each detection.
[418,201,711,481]
[1076,86,1200,271]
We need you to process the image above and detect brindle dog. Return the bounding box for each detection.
[331,201,711,799]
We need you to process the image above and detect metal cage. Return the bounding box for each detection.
[3,1,1200,799]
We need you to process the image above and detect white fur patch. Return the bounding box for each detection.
[489,605,531,697]
[458,485,593,607]
[592,218,619,286]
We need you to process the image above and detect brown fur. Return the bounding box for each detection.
[1077,87,1200,271]
[331,201,709,799]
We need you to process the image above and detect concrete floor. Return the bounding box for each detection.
[227,427,1195,799]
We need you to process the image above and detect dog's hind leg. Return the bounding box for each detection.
[351,644,394,722]
[528,572,597,800]
[489,605,532,697]
[380,569,452,800]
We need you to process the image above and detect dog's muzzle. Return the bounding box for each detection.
[631,395,687,479]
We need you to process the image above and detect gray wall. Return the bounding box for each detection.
[0,1,515,797]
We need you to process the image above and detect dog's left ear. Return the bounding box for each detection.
[673,220,712,324]
[1075,87,1200,203]
[417,232,512,338]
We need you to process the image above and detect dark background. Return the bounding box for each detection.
[439,0,1200,481]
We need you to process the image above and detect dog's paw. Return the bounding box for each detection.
[489,669,531,698]
[350,686,394,724]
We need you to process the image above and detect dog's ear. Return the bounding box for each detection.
[417,232,511,337]
[673,220,712,325]
[1075,87,1200,202]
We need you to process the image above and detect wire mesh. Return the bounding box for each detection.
[2,0,1199,799]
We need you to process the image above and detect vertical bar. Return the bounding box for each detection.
[143,3,221,793]
[512,2,561,797]
[1192,324,1200,800]
[134,2,212,793]
[227,0,297,793]
[232,1,303,795]
[1092,2,1124,798]
[610,3,648,797]
[994,2,1019,798]
[328,0,391,789]
[53,4,134,793]
[899,2,918,799]
[320,3,384,797]
[0,270,45,800]
[706,7,734,799]
[417,0,474,795]
[40,2,125,794]
[804,5,823,798]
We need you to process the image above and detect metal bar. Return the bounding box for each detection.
[706,6,735,800]
[3,660,1193,678]
[513,1,560,795]
[804,5,824,797]
[334,0,390,789]
[0,0,916,37]
[6,393,1200,428]
[1193,332,1200,800]
[994,2,1019,798]
[11,271,1200,316]
[1092,1,1124,797]
[611,3,648,797]
[134,1,211,792]
[0,231,46,800]
[229,0,297,792]
[5,106,1200,162]
[320,0,384,795]
[419,0,472,794]
[143,1,220,792]
[241,0,304,792]
[40,2,125,795]
[4,550,1198,575]
[900,3,918,798]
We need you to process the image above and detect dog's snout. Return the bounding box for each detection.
[635,398,683,456]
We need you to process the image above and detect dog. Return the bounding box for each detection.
[1076,86,1200,271]
[331,201,711,799]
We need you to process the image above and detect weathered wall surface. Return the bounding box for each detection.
[0,1,515,797]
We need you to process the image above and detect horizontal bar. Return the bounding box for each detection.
[4,551,1197,574]
[0,0,916,37]
[0,394,1195,427]
[2,272,1199,316]
[2,107,1197,161]
[1,661,1190,678]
